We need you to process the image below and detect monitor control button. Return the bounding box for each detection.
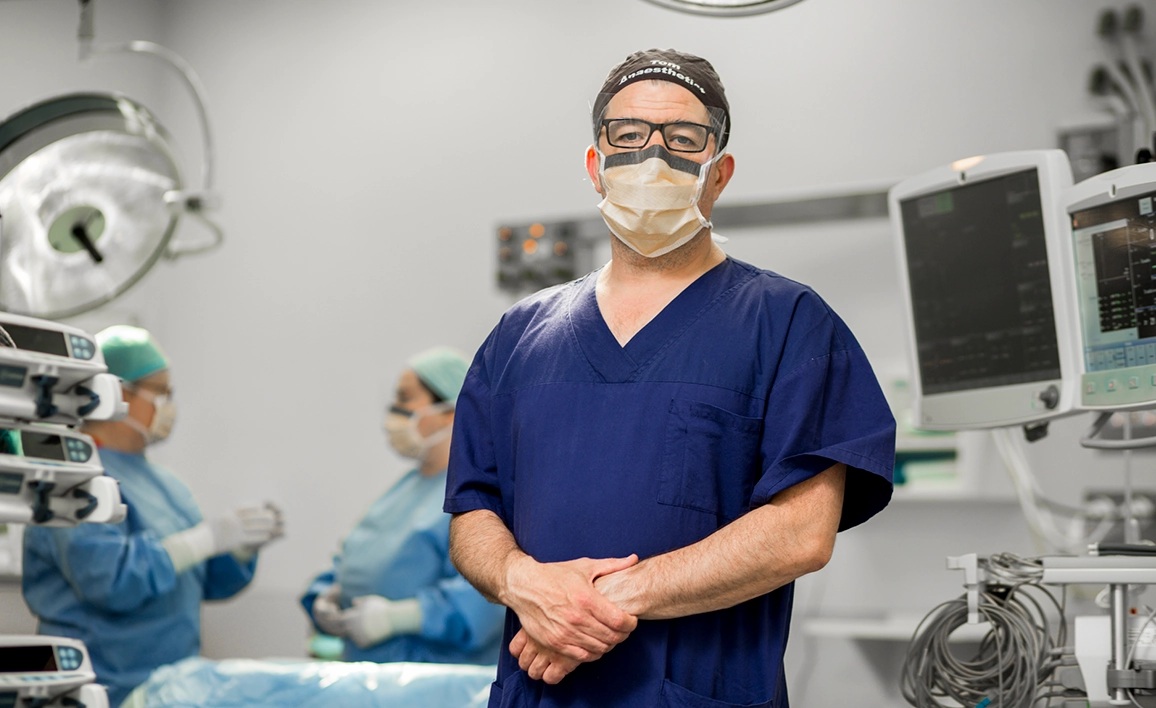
[1038,385,1060,409]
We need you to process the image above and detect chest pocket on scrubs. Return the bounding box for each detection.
[659,399,763,521]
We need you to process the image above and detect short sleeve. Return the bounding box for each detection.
[445,332,505,521]
[750,297,896,531]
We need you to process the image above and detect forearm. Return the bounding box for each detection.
[57,530,179,612]
[602,463,846,620]
[448,509,526,604]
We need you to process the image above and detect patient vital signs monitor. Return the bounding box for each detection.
[890,151,1079,430]
[1067,162,1156,410]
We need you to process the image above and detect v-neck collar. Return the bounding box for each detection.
[568,257,739,383]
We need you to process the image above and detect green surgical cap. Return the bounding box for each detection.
[408,347,469,404]
[96,325,170,383]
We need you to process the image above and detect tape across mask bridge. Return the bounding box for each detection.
[603,144,703,177]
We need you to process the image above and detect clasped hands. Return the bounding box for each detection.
[313,584,416,649]
[502,553,642,685]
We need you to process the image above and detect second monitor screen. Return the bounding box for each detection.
[1071,188,1156,372]
[900,168,1062,395]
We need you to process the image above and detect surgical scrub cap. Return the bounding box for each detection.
[408,347,469,404]
[592,48,731,150]
[96,325,170,383]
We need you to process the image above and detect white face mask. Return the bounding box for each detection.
[382,403,453,460]
[597,144,716,258]
[124,387,177,445]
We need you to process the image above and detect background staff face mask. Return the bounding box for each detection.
[597,144,717,258]
[382,403,453,460]
[124,386,177,445]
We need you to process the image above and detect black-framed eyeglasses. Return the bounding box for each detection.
[600,119,714,154]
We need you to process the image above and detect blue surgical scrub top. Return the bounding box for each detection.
[445,257,896,708]
[301,468,504,664]
[23,449,257,708]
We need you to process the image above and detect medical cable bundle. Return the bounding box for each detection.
[900,554,1075,708]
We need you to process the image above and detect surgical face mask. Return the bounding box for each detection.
[382,403,453,460]
[596,144,718,258]
[124,386,176,445]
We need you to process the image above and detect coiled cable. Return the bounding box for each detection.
[901,583,1067,708]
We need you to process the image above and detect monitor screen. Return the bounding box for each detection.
[2,324,68,357]
[1070,188,1156,373]
[899,168,1062,395]
[0,646,56,672]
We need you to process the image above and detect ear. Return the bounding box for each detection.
[707,153,735,200]
[585,145,605,196]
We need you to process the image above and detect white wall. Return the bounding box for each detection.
[4,0,1156,705]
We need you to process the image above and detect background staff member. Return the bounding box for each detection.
[302,347,504,664]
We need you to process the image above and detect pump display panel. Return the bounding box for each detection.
[890,151,1079,429]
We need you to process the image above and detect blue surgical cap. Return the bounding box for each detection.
[408,347,469,404]
[96,325,170,383]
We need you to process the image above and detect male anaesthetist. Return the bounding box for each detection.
[445,49,897,707]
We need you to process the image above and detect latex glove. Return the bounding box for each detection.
[312,583,347,637]
[162,503,284,573]
[341,595,423,649]
[211,503,284,555]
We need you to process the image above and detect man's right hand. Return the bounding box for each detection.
[500,554,639,663]
[510,628,580,684]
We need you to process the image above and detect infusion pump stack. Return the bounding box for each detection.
[0,311,130,708]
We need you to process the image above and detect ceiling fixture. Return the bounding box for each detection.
[0,0,222,319]
[640,0,806,17]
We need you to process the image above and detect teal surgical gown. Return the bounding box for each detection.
[23,449,257,707]
[301,468,503,664]
[446,257,897,708]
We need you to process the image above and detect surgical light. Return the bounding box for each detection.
[0,94,194,320]
[0,1,223,321]
[640,0,806,17]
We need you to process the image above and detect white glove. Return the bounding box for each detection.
[341,595,423,649]
[162,503,285,573]
[211,503,284,555]
[312,583,347,637]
